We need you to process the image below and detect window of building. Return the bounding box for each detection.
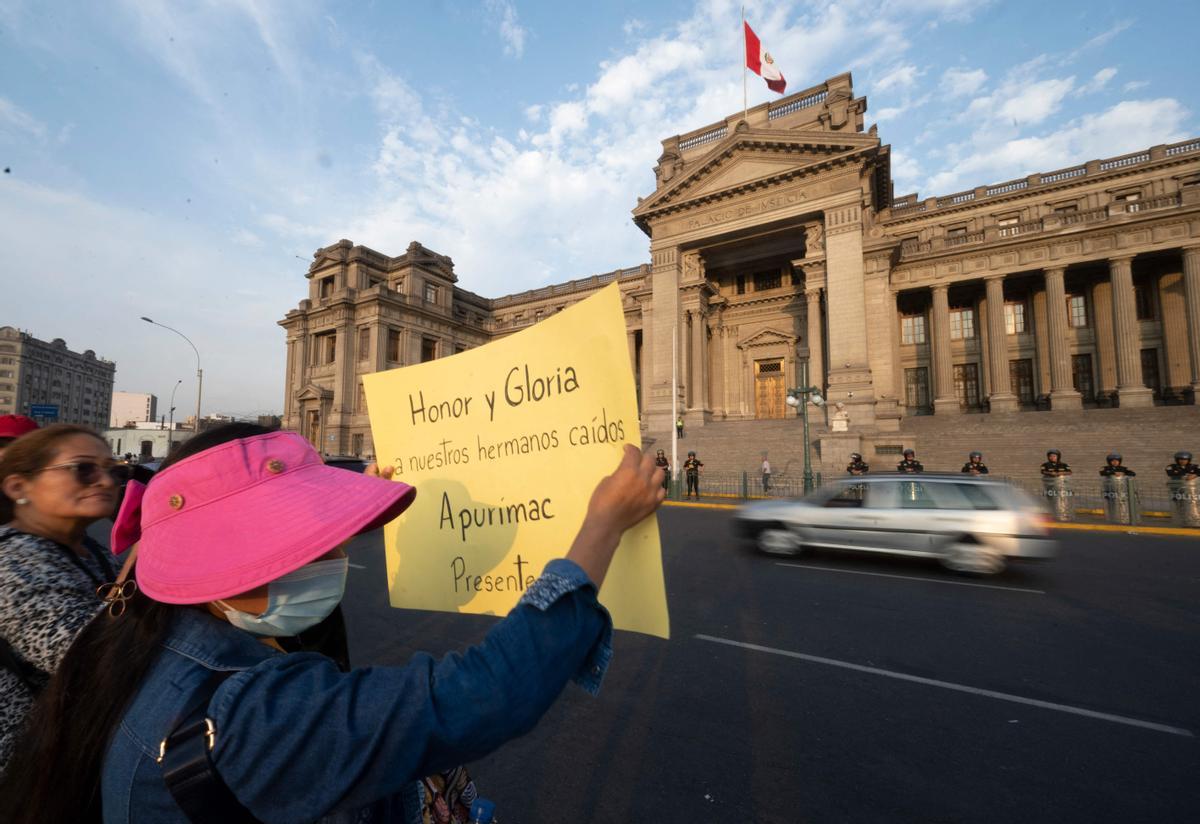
[790,267,802,286]
[319,277,334,298]
[949,308,975,340]
[953,363,980,409]
[736,275,746,295]
[421,338,437,363]
[1004,301,1027,335]
[351,433,364,457]
[1009,359,1034,404]
[997,215,1020,237]
[901,314,927,345]
[356,382,367,415]
[753,270,782,291]
[1114,190,1142,212]
[904,367,931,413]
[424,281,438,303]
[946,225,968,238]
[1141,349,1161,396]
[311,332,336,365]
[1053,203,1079,215]
[387,329,402,363]
[1067,295,1088,328]
[1135,282,1156,320]
[357,327,370,362]
[1071,354,1094,401]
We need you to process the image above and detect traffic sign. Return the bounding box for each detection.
[29,404,59,421]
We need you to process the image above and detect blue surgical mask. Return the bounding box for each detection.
[217,557,349,637]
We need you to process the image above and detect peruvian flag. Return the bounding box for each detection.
[744,21,786,94]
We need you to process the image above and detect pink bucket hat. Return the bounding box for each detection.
[110,431,415,604]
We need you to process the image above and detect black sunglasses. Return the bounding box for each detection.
[37,461,133,485]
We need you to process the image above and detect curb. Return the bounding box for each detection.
[661,500,1200,538]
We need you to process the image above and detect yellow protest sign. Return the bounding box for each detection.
[364,283,669,638]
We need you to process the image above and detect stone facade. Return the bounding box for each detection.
[0,326,115,430]
[280,72,1200,458]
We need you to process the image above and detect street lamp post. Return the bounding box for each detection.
[141,317,203,434]
[785,361,825,494]
[167,379,182,451]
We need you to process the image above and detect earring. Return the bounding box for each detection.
[15,498,29,505]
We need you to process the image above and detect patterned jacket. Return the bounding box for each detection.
[0,526,112,769]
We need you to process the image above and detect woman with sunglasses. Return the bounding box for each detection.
[1,423,664,821]
[0,423,127,770]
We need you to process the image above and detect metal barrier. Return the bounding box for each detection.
[1167,479,1200,527]
[667,470,826,501]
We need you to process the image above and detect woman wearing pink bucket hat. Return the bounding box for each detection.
[1,423,665,822]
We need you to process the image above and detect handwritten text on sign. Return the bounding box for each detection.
[364,283,669,638]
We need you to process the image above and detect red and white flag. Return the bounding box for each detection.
[744,21,786,95]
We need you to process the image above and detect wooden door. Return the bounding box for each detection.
[755,361,786,419]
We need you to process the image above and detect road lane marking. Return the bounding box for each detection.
[776,562,1045,594]
[694,634,1194,738]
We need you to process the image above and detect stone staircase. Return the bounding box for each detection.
[643,405,1198,484]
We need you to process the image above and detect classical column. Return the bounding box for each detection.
[805,287,824,392]
[1109,255,1153,406]
[691,310,708,414]
[930,284,959,414]
[984,276,1018,412]
[1183,245,1200,392]
[1044,266,1081,409]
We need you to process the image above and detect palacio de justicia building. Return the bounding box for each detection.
[280,73,1200,472]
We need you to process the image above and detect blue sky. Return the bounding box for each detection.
[2,0,1197,417]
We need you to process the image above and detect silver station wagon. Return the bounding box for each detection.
[733,474,1057,575]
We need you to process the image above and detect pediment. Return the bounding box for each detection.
[634,129,878,220]
[738,328,796,349]
[296,383,333,401]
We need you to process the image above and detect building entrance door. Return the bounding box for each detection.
[305,410,321,449]
[755,360,786,419]
[953,363,981,410]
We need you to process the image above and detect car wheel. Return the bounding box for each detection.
[940,539,1005,575]
[757,527,803,556]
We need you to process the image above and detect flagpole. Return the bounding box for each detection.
[741,5,748,123]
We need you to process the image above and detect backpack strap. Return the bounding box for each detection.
[159,670,261,824]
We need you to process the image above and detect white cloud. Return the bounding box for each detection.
[966,74,1075,126]
[1122,80,1150,93]
[623,18,646,37]
[485,0,527,58]
[0,96,47,140]
[925,98,1190,194]
[1077,67,1117,95]
[940,67,987,97]
[874,63,923,94]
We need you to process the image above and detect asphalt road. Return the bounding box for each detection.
[339,507,1200,824]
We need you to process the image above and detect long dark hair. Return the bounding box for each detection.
[0,423,273,823]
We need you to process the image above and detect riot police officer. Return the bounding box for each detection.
[1041,449,1072,476]
[961,451,989,475]
[1165,451,1200,479]
[846,452,869,475]
[1099,453,1136,477]
[683,450,704,498]
[897,448,923,473]
[654,449,671,490]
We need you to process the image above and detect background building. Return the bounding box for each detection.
[281,73,1200,475]
[110,391,158,427]
[0,326,115,430]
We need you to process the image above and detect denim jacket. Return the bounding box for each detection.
[101,559,612,823]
